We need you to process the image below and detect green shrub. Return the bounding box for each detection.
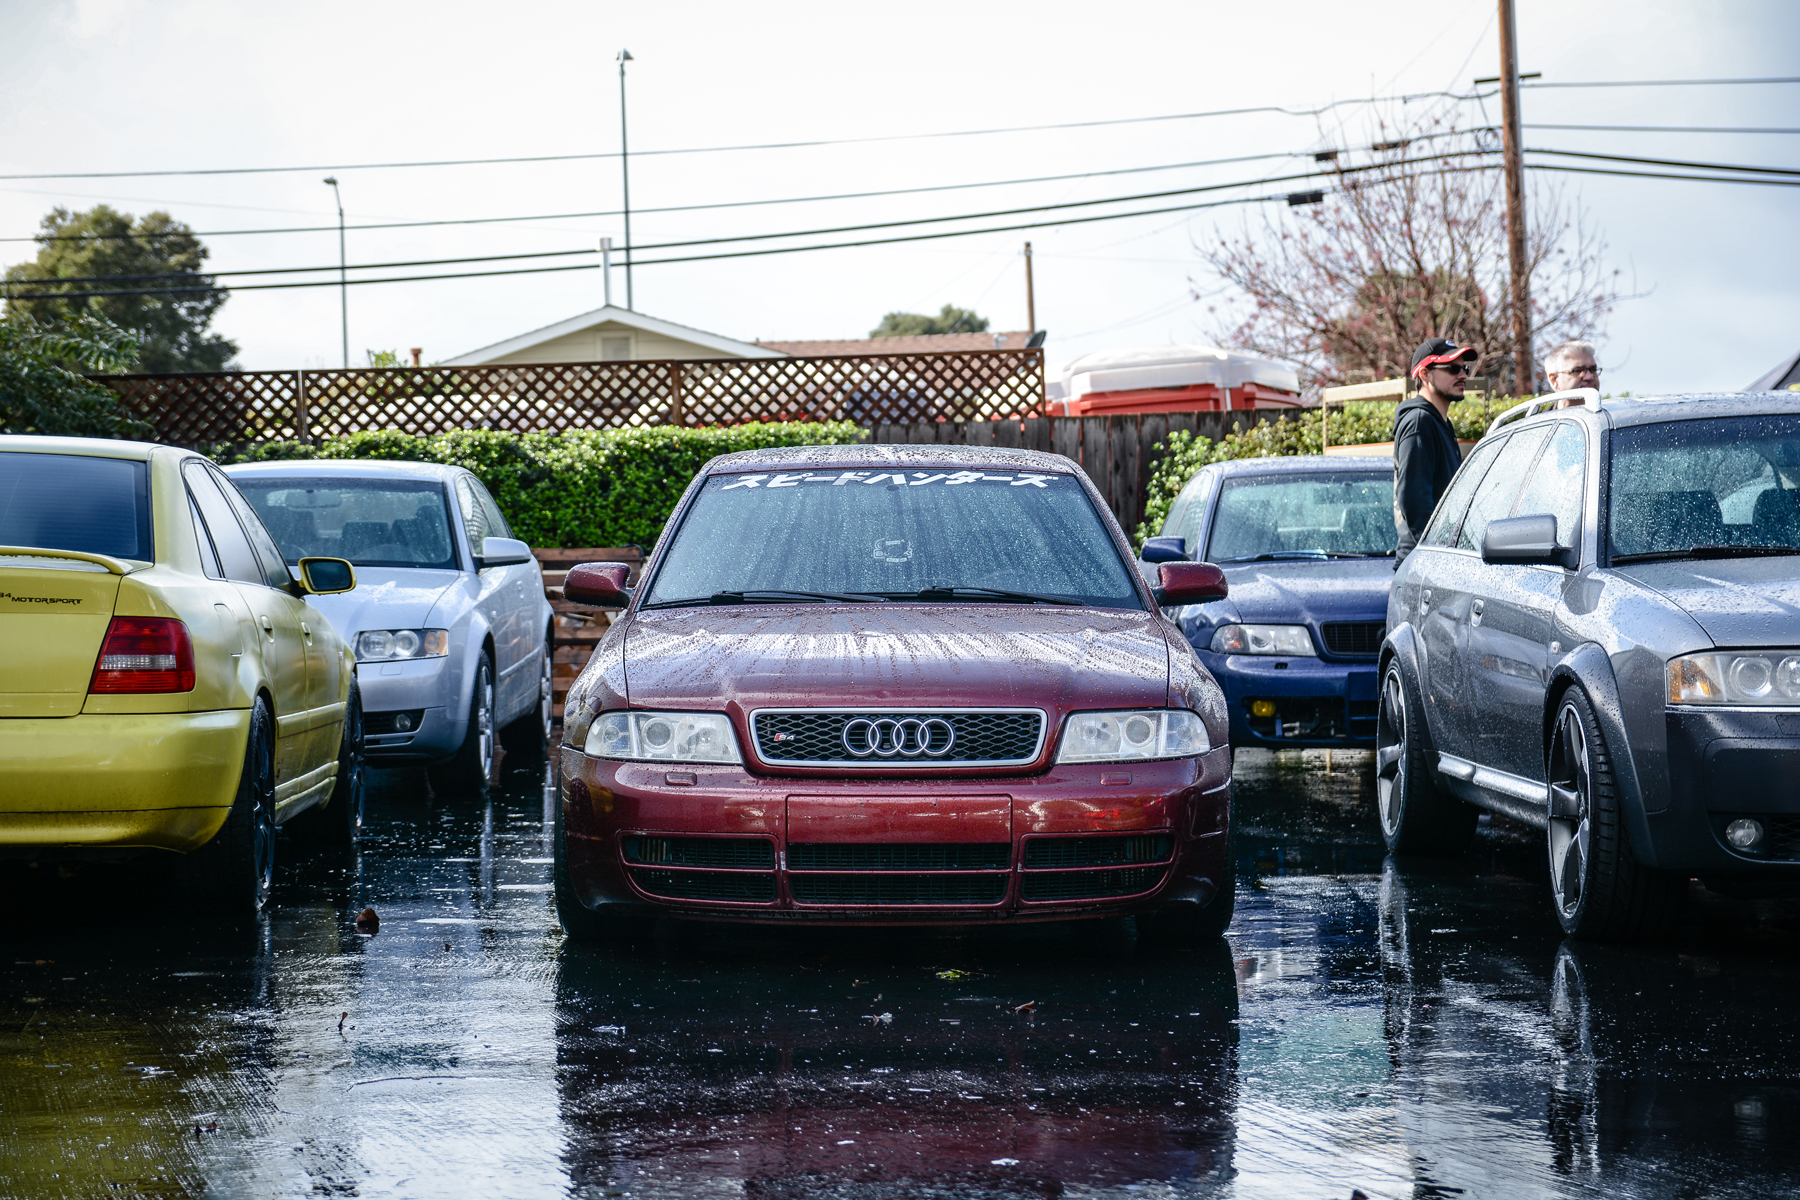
[218,422,866,549]
[1134,395,1521,545]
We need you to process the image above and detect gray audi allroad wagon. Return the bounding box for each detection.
[1378,389,1800,940]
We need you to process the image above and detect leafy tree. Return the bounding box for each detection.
[1199,115,1619,396]
[2,205,239,374]
[0,314,152,438]
[869,304,989,338]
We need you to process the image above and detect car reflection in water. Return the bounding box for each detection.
[552,930,1240,1195]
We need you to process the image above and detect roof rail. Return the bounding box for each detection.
[1485,388,1601,437]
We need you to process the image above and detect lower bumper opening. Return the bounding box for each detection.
[1245,696,1362,741]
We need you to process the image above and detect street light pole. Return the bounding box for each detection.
[1497,0,1532,395]
[617,49,634,311]
[323,176,347,368]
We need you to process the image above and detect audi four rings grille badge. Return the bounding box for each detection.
[842,716,956,758]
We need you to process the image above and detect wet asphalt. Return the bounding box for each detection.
[6,747,1800,1199]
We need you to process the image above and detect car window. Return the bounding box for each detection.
[454,475,491,550]
[233,477,458,569]
[1422,437,1506,549]
[1160,473,1207,541]
[0,452,151,561]
[645,469,1142,609]
[1511,422,1587,550]
[469,477,513,541]
[1610,414,1800,561]
[185,463,265,584]
[1204,472,1395,562]
[213,467,292,588]
[1456,426,1553,552]
[189,497,224,578]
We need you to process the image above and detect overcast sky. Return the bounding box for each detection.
[2,0,1795,394]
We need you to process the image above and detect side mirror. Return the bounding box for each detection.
[1152,561,1228,607]
[1140,535,1190,564]
[476,536,535,569]
[1482,514,1572,567]
[563,562,632,608]
[296,557,356,595]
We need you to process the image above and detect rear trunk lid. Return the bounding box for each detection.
[0,555,123,717]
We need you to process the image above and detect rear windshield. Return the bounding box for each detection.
[0,452,152,560]
[644,468,1142,608]
[1206,472,1396,562]
[1610,414,1800,562]
[232,477,459,569]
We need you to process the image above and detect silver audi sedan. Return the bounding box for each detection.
[225,460,553,792]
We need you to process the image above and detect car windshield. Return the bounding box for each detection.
[1610,414,1800,562]
[1206,472,1396,562]
[643,468,1142,608]
[233,477,458,569]
[0,452,151,560]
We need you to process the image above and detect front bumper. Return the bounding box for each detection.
[1200,651,1378,748]
[357,656,460,762]
[557,746,1232,925]
[1648,708,1800,877]
[0,710,248,851]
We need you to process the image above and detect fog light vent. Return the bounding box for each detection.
[1726,818,1764,850]
[1250,699,1277,718]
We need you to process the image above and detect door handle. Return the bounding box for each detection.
[300,622,313,643]
[1419,588,1432,611]
[259,614,274,636]
[1470,599,1484,627]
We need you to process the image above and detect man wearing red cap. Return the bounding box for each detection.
[1393,338,1477,563]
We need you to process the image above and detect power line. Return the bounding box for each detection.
[1527,163,1800,187]
[1522,76,1800,89]
[1525,147,1800,177]
[1527,123,1800,135]
[0,151,1301,244]
[0,91,1492,182]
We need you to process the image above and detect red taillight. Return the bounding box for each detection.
[89,616,196,694]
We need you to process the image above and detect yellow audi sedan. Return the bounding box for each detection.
[0,436,363,917]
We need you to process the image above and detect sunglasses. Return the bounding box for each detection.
[1431,362,1471,377]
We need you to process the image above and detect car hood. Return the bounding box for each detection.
[301,566,462,638]
[1213,557,1394,625]
[1613,558,1800,648]
[621,604,1172,714]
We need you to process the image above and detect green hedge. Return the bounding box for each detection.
[1134,396,1518,546]
[221,423,867,549]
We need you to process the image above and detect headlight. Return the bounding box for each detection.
[1668,651,1800,705]
[1210,624,1316,656]
[586,710,743,764]
[356,628,449,662]
[1056,709,1210,763]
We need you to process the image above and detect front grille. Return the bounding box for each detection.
[788,843,1010,871]
[1024,834,1171,868]
[1321,622,1385,657]
[1021,865,1167,902]
[790,873,1007,905]
[630,869,776,902]
[623,836,774,869]
[366,709,425,736]
[752,709,1043,766]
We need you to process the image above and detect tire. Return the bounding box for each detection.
[1375,659,1477,855]
[292,680,364,848]
[1546,687,1685,941]
[430,653,499,796]
[501,632,553,754]
[1146,839,1237,945]
[553,775,649,948]
[178,698,276,919]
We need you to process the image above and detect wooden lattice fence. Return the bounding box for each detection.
[90,348,1047,447]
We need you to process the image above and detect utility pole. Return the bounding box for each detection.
[617,49,634,311]
[1497,0,1532,395]
[600,237,613,307]
[1023,242,1036,334]
[323,176,347,368]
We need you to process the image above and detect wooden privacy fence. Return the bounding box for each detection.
[90,348,1046,446]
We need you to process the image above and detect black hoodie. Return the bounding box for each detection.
[1392,394,1462,562]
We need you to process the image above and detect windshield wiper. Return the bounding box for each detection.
[1215,551,1328,563]
[882,585,1082,606]
[1612,545,1800,565]
[640,589,887,609]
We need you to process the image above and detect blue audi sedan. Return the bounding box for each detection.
[1140,456,1395,749]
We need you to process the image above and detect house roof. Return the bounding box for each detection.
[442,305,785,365]
[754,331,1037,356]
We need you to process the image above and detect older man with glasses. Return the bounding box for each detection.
[1393,337,1478,564]
[1545,339,1603,395]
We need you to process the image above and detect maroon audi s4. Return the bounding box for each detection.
[554,444,1234,947]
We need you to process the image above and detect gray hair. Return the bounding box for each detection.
[1545,340,1598,374]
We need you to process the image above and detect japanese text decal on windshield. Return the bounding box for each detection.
[718,471,1059,491]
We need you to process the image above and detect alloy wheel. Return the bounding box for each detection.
[475,663,496,779]
[537,650,553,743]
[250,722,276,910]
[1375,666,1407,835]
[1547,703,1592,918]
